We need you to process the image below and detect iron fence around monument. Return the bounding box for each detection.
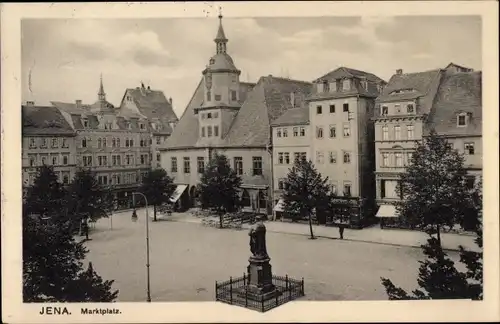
[215,274,305,312]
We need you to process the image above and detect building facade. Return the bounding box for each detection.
[49,77,178,207]
[160,14,312,213]
[22,103,78,188]
[373,63,482,221]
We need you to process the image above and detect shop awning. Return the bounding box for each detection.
[376,204,399,218]
[169,185,188,203]
[273,199,285,212]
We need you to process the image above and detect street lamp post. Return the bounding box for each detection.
[132,192,151,303]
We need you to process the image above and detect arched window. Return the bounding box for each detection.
[241,190,251,207]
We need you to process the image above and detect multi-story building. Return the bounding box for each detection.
[51,77,177,207]
[22,103,78,188]
[159,14,312,213]
[307,67,386,227]
[270,107,311,220]
[373,63,481,221]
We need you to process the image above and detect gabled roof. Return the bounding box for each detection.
[163,80,256,149]
[425,71,482,136]
[445,62,474,72]
[121,87,178,122]
[314,66,386,84]
[271,107,310,127]
[377,69,443,114]
[22,105,76,136]
[223,76,312,147]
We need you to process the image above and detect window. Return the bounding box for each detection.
[83,119,89,128]
[183,157,190,173]
[331,182,338,195]
[343,103,349,112]
[51,138,58,148]
[112,155,117,166]
[231,90,237,101]
[407,152,413,165]
[293,152,300,161]
[278,152,284,164]
[300,127,305,136]
[234,157,243,175]
[63,174,69,185]
[197,157,205,173]
[83,156,92,166]
[81,138,87,148]
[394,125,401,140]
[343,181,352,196]
[457,113,468,126]
[395,104,401,113]
[382,106,388,116]
[112,138,117,147]
[300,152,307,161]
[316,105,322,114]
[156,153,161,162]
[201,127,206,137]
[407,125,414,139]
[29,138,36,149]
[41,155,47,165]
[215,94,221,101]
[407,104,414,113]
[126,139,130,147]
[382,153,389,167]
[171,157,178,173]
[63,155,69,165]
[28,155,36,167]
[284,152,290,164]
[207,91,211,101]
[322,80,329,92]
[316,151,324,164]
[329,151,337,164]
[98,138,102,148]
[464,142,475,155]
[207,113,212,119]
[329,104,335,113]
[40,138,48,148]
[140,123,145,130]
[252,157,263,176]
[207,126,213,137]
[278,179,284,190]
[395,153,403,167]
[316,127,324,138]
[214,126,219,137]
[283,128,288,137]
[98,156,104,166]
[130,139,134,147]
[342,79,351,91]
[343,124,350,137]
[117,138,121,147]
[156,137,161,145]
[276,128,282,137]
[382,126,389,140]
[293,127,298,137]
[329,125,336,138]
[343,151,351,164]
[140,155,145,165]
[52,155,58,165]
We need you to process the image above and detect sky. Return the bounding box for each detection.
[21,15,481,118]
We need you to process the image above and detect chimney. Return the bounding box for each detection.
[396,69,403,75]
[169,97,173,105]
[147,85,151,90]
[26,101,35,106]
[76,100,82,108]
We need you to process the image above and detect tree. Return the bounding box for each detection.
[197,153,242,228]
[23,207,118,302]
[24,165,66,220]
[67,169,113,230]
[139,168,175,221]
[396,130,471,246]
[282,157,330,239]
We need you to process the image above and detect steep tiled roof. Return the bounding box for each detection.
[425,71,482,136]
[377,69,443,114]
[271,107,309,127]
[22,105,76,135]
[51,101,91,114]
[122,87,178,122]
[223,76,312,147]
[314,66,385,84]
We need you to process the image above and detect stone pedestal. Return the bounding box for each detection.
[239,256,280,300]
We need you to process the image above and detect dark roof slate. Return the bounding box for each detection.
[425,71,482,136]
[22,105,76,136]
[271,107,310,126]
[314,66,386,84]
[122,87,178,122]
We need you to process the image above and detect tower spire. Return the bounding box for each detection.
[214,7,228,54]
[98,73,106,101]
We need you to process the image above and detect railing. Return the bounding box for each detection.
[215,274,304,312]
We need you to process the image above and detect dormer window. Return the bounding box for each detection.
[207,91,211,101]
[322,80,329,92]
[83,119,89,128]
[407,104,414,113]
[342,79,351,91]
[128,122,132,130]
[457,113,468,127]
[214,94,221,101]
[140,123,145,130]
[381,106,388,116]
[395,104,401,113]
[207,113,212,119]
[209,58,215,65]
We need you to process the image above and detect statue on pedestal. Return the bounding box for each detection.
[249,215,268,259]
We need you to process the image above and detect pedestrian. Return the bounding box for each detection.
[338,223,345,240]
[82,218,89,240]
